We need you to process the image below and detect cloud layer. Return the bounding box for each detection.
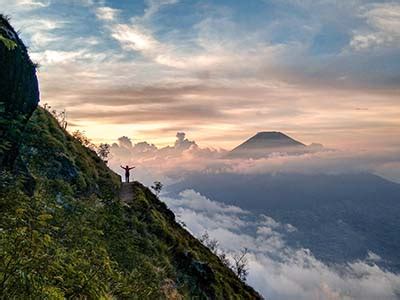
[163,189,400,299]
[107,132,400,184]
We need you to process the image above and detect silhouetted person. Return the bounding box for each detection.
[120,165,135,182]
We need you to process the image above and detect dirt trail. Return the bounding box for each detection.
[119,182,134,202]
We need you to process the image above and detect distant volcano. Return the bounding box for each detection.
[227,131,321,159]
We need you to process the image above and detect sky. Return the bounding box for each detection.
[1,0,400,149]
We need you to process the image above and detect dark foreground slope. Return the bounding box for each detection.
[0,16,261,299]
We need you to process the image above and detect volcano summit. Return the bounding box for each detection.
[228,132,321,159]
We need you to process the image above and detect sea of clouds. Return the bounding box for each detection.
[163,190,400,300]
[107,133,400,299]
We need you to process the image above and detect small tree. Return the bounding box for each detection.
[199,231,219,254]
[72,130,95,150]
[151,181,163,196]
[97,143,110,163]
[218,251,231,269]
[232,248,249,282]
[199,231,231,268]
[57,109,68,130]
[42,104,68,130]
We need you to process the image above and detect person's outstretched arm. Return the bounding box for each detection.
[120,165,124,169]
[129,166,135,170]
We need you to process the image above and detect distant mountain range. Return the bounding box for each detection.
[227,131,323,159]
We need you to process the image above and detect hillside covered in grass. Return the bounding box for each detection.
[0,15,262,299]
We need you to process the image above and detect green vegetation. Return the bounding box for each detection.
[151,181,163,196]
[0,188,115,299]
[97,143,111,163]
[0,108,261,299]
[0,15,17,51]
[0,34,17,50]
[19,108,120,198]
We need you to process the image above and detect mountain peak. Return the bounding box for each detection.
[253,131,302,141]
[235,131,305,149]
[228,131,306,159]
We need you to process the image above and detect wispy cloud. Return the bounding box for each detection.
[142,0,179,20]
[31,50,86,64]
[111,24,160,53]
[20,18,67,47]
[95,6,120,21]
[15,0,49,9]
[350,3,400,51]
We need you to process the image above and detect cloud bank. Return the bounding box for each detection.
[108,132,226,185]
[163,190,400,300]
[108,132,400,184]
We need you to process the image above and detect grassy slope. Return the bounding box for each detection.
[0,107,261,299]
[19,107,121,198]
[115,182,261,299]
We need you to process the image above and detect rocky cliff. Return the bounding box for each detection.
[0,15,39,169]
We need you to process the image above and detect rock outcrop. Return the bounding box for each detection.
[0,15,39,169]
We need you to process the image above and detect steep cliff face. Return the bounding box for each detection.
[0,17,262,299]
[0,15,40,169]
